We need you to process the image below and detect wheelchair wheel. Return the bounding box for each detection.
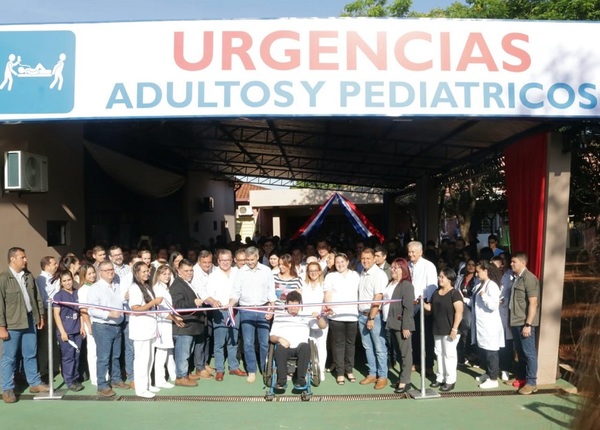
[309,339,321,387]
[263,343,275,386]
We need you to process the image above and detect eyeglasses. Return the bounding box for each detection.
[308,270,320,274]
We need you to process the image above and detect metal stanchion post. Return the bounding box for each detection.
[34,300,63,400]
[408,297,440,400]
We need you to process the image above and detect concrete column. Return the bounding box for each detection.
[272,208,281,237]
[416,176,440,244]
[537,132,571,385]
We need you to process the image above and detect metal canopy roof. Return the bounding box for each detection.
[85,116,564,193]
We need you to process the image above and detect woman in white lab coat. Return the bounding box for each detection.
[471,260,505,389]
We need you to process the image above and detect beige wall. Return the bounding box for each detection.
[186,171,235,246]
[249,188,383,208]
[0,122,86,273]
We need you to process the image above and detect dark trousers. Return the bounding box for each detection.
[412,311,434,369]
[37,322,60,379]
[274,343,309,386]
[329,320,357,375]
[478,347,500,380]
[58,332,83,386]
[391,329,413,385]
[499,339,514,373]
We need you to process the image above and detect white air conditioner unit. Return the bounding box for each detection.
[4,151,49,192]
[236,205,253,217]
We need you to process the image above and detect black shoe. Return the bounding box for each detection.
[394,384,410,394]
[69,383,84,392]
[440,383,455,392]
[430,381,443,388]
[275,382,287,390]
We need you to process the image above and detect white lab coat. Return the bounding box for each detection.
[471,279,505,351]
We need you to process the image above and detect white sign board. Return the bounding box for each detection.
[0,18,598,120]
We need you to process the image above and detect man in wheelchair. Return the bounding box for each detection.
[269,291,328,391]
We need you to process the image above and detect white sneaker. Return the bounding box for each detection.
[501,371,510,381]
[149,386,161,393]
[156,382,174,389]
[320,373,326,381]
[137,390,156,398]
[479,379,499,389]
[475,374,489,383]
[247,372,256,383]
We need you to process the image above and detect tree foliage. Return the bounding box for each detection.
[344,0,600,19]
[342,0,412,17]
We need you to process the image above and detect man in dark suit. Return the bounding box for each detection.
[374,245,392,282]
[170,259,205,387]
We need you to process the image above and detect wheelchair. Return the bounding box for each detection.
[263,338,320,401]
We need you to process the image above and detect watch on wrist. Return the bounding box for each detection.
[524,323,532,328]
[368,317,374,321]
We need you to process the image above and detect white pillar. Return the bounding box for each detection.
[272,211,281,237]
[537,132,571,385]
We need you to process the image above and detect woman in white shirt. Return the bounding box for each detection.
[302,261,329,381]
[77,263,98,385]
[152,264,182,388]
[128,262,164,398]
[324,253,360,385]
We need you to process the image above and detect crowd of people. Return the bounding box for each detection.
[0,233,541,403]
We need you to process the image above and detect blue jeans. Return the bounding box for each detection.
[123,320,134,381]
[1,314,42,390]
[212,310,240,373]
[173,335,195,379]
[358,313,388,378]
[93,323,123,390]
[512,326,538,385]
[239,309,270,374]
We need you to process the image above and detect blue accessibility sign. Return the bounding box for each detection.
[0,31,75,114]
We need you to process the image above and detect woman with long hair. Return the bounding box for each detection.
[128,261,164,398]
[274,253,302,301]
[383,258,415,394]
[424,267,464,392]
[168,251,183,272]
[324,253,360,385]
[455,258,478,365]
[302,261,329,381]
[76,263,98,385]
[152,264,184,388]
[52,270,86,391]
[472,260,504,389]
[50,255,81,289]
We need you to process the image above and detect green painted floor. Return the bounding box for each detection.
[1,365,579,430]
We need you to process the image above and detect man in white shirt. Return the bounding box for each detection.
[191,250,215,379]
[229,246,277,383]
[407,241,438,376]
[108,246,134,386]
[204,249,247,381]
[357,248,389,390]
[86,261,129,397]
[269,290,328,391]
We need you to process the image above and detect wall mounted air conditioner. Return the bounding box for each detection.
[236,205,253,217]
[4,151,49,192]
